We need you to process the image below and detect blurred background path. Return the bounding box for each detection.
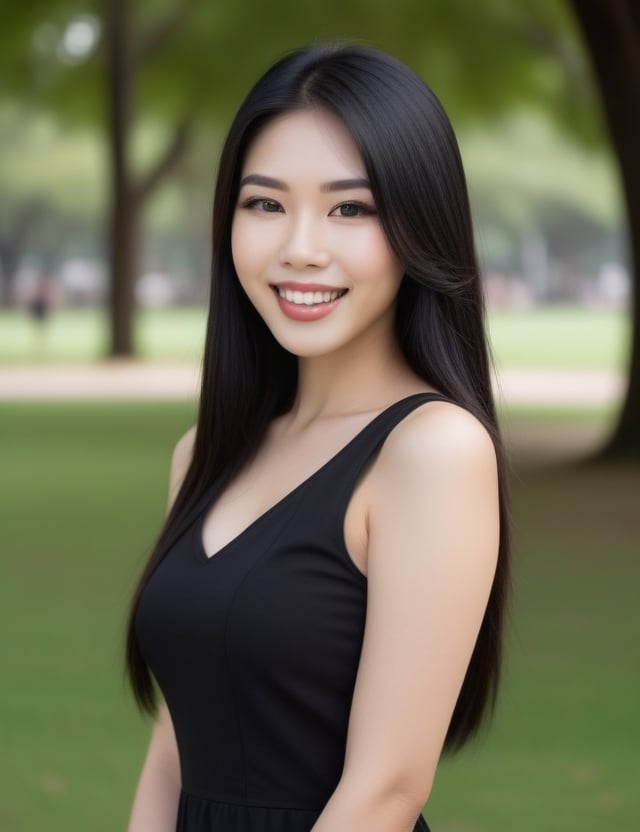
[0,362,624,404]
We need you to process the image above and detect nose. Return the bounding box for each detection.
[279,213,330,269]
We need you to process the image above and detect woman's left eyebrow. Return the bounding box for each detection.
[321,178,371,192]
[240,174,288,190]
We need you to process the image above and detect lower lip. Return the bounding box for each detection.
[273,290,346,321]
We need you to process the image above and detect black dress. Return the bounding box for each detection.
[136,393,446,831]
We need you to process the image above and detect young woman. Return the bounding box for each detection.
[126,43,510,832]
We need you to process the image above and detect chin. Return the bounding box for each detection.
[270,330,345,359]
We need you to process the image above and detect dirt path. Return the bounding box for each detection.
[0,362,624,405]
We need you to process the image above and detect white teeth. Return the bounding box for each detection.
[277,287,344,305]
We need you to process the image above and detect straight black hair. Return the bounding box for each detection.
[126,42,511,753]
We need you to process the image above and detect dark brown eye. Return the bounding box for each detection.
[240,197,283,213]
[330,202,375,218]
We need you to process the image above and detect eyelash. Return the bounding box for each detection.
[239,198,282,213]
[332,202,376,218]
[238,198,376,217]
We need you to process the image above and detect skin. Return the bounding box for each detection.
[128,107,499,832]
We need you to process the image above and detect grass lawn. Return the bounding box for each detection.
[488,306,629,370]
[1,402,638,831]
[0,307,208,365]
[0,304,630,370]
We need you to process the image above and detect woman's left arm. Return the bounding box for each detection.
[310,402,500,832]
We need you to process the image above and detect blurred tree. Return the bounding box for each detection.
[570,0,639,457]
[104,0,189,354]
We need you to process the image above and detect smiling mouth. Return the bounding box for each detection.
[271,286,349,306]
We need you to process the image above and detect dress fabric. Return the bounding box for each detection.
[136,393,447,832]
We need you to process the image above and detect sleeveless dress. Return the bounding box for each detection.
[136,392,447,832]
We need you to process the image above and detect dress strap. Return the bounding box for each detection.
[329,391,452,501]
[294,392,454,567]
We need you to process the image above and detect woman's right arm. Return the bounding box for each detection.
[127,425,197,831]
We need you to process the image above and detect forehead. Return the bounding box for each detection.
[241,108,366,180]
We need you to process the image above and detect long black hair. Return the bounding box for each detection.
[126,42,511,752]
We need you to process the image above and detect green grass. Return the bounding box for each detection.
[0,307,208,365]
[488,306,629,370]
[0,401,197,831]
[0,304,630,370]
[1,402,638,831]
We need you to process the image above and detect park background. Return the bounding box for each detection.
[0,2,638,831]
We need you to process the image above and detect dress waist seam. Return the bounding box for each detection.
[180,787,323,812]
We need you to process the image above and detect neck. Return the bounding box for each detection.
[285,316,423,427]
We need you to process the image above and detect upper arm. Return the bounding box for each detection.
[340,401,500,806]
[166,425,197,513]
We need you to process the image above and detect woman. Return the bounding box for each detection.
[126,43,510,832]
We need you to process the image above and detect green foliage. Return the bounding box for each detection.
[1,0,603,140]
[0,0,105,122]
[461,112,621,228]
[0,104,104,212]
[148,0,600,139]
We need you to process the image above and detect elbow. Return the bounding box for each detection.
[385,770,434,818]
[344,767,434,821]
[311,768,433,832]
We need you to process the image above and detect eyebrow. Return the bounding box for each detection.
[239,174,371,192]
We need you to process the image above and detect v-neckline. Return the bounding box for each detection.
[197,392,444,563]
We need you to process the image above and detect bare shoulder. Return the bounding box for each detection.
[378,399,497,480]
[167,424,197,510]
[366,397,500,578]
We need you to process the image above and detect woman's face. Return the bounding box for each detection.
[231,107,404,359]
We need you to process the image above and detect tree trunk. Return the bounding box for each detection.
[0,240,21,307]
[106,0,137,357]
[570,0,640,459]
[104,1,189,357]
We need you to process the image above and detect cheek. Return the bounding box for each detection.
[231,214,278,279]
[346,229,403,285]
[230,214,251,277]
[231,219,263,288]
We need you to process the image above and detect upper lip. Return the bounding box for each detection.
[271,281,347,292]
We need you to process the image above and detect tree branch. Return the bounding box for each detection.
[134,120,190,206]
[134,3,189,68]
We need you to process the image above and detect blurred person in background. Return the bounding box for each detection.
[124,43,510,832]
[28,274,56,356]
